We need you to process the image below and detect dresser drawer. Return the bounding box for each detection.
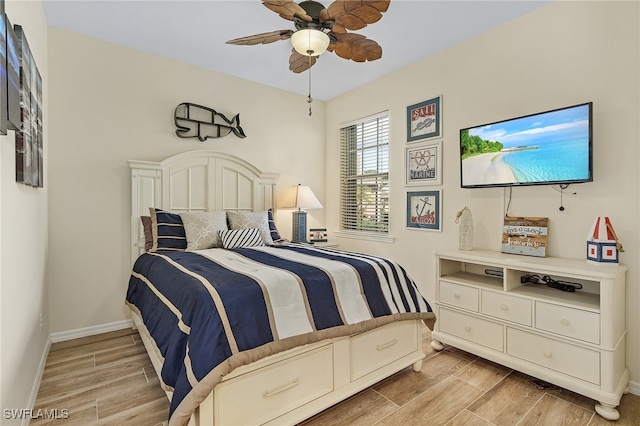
[507,328,600,385]
[350,320,418,381]
[535,301,600,344]
[216,345,333,425]
[439,280,479,312]
[481,290,532,326]
[438,307,503,352]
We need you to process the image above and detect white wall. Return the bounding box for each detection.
[0,0,49,421]
[326,1,640,388]
[46,28,327,333]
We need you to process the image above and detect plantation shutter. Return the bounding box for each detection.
[339,112,389,233]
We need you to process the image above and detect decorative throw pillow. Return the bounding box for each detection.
[219,228,265,249]
[226,210,274,245]
[267,209,285,242]
[179,211,227,251]
[140,216,153,251]
[149,208,187,252]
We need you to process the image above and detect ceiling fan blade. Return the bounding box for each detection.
[289,49,318,73]
[328,33,382,62]
[263,0,313,22]
[325,0,390,31]
[226,30,294,46]
[329,22,347,34]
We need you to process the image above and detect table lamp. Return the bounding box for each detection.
[281,184,322,243]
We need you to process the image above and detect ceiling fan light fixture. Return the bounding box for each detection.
[291,28,330,56]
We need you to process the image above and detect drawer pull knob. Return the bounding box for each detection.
[454,293,461,299]
[376,338,398,351]
[560,319,570,326]
[544,351,552,358]
[263,378,299,397]
[500,304,508,311]
[464,326,471,332]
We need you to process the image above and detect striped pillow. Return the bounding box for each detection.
[267,209,284,242]
[149,208,187,252]
[219,228,265,249]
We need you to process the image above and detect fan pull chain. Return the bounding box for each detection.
[307,55,313,116]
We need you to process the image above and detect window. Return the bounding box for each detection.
[340,112,389,234]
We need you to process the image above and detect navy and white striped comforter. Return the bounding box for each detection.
[125,243,435,426]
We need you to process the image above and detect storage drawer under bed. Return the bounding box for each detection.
[350,320,419,381]
[215,344,334,426]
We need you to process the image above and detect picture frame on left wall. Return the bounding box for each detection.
[0,0,7,135]
[6,13,20,131]
[406,190,442,232]
[14,24,43,188]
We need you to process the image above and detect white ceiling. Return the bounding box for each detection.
[41,0,551,101]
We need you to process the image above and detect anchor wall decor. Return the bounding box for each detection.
[174,103,246,141]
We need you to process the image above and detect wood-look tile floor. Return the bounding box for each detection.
[32,328,169,426]
[33,327,640,426]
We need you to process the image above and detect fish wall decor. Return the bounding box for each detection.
[174,103,246,141]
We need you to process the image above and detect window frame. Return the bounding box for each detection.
[336,111,393,243]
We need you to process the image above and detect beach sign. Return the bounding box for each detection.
[501,216,549,257]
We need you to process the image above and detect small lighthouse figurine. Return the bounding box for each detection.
[455,207,473,251]
[586,216,624,263]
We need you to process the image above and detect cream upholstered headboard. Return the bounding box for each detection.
[129,150,279,263]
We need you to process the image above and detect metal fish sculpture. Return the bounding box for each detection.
[174,103,246,141]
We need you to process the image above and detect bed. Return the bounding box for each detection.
[127,151,436,426]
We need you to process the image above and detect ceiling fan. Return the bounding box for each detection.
[226,0,390,74]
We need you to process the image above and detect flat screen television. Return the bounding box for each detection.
[460,102,593,188]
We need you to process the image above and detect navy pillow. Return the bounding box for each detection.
[149,208,187,252]
[267,209,284,242]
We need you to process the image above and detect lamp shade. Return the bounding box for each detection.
[281,184,323,210]
[291,29,330,56]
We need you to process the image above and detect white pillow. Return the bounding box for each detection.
[226,211,274,245]
[219,228,265,249]
[179,211,228,250]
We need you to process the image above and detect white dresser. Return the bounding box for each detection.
[431,249,629,420]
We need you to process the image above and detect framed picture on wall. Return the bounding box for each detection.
[6,14,20,130]
[406,95,442,142]
[0,1,7,135]
[14,24,43,188]
[406,190,442,231]
[405,140,442,185]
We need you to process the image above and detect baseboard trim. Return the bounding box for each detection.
[23,337,51,426]
[50,319,133,343]
[628,379,640,396]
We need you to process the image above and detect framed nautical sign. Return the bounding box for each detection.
[406,95,442,142]
[405,140,442,185]
[501,216,548,257]
[406,190,442,232]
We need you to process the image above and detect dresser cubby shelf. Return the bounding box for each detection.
[431,249,629,421]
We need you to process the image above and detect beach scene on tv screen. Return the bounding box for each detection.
[461,104,591,186]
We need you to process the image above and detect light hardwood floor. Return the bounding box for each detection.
[33,327,639,426]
